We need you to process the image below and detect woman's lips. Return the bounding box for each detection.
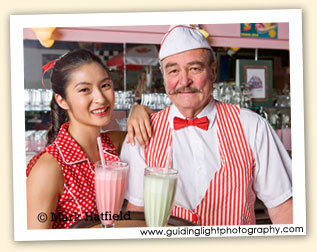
[91,106,109,116]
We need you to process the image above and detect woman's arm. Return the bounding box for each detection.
[126,104,154,146]
[27,153,64,229]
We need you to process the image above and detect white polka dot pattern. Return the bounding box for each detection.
[26,122,119,229]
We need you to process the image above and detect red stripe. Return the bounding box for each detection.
[151,109,166,166]
[216,168,221,226]
[220,166,225,225]
[217,104,237,224]
[206,185,211,226]
[221,103,245,224]
[220,103,256,224]
[217,110,232,225]
[198,203,203,225]
[227,104,245,224]
[203,193,207,225]
[151,110,167,166]
[220,103,240,224]
[163,127,172,166]
[157,122,170,166]
[217,135,229,225]
[230,106,253,174]
[207,180,212,226]
[212,173,217,225]
[228,104,253,223]
[146,107,171,167]
[228,106,250,185]
[217,106,232,213]
[224,162,229,225]
[145,113,158,165]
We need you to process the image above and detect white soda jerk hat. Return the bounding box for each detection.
[158,24,212,61]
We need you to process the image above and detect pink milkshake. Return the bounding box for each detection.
[95,161,128,227]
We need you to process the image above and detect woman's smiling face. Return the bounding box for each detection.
[58,62,115,129]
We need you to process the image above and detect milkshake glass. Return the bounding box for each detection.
[144,167,178,227]
[95,160,128,228]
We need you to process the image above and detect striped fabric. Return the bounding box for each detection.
[145,106,172,168]
[144,101,256,226]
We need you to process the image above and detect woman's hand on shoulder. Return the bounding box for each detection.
[126,104,153,147]
[27,152,63,229]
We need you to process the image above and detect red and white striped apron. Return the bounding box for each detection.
[144,101,256,226]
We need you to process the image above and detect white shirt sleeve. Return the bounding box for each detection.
[240,108,292,208]
[120,136,146,207]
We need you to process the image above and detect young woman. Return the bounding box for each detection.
[26,49,152,229]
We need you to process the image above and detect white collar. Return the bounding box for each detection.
[169,98,217,130]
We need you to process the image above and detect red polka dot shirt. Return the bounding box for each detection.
[27,122,119,229]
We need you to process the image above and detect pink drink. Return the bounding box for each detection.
[95,161,128,227]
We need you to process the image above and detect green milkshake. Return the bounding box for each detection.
[144,167,178,227]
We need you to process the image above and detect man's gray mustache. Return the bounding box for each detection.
[168,87,202,95]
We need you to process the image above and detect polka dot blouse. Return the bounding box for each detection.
[27,122,119,229]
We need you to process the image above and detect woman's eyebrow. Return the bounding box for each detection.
[74,77,112,88]
[74,82,92,88]
[99,77,112,83]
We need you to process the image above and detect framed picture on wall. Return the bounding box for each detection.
[236,59,273,107]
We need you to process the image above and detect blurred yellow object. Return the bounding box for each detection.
[198,29,209,38]
[231,47,240,52]
[227,47,240,56]
[39,39,55,48]
[31,27,56,48]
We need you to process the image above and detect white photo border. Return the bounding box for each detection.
[10,9,305,241]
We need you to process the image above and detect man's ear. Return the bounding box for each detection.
[210,61,217,83]
[55,94,69,110]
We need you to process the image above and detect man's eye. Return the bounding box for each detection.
[190,67,200,72]
[168,69,178,74]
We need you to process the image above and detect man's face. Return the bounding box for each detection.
[161,48,216,118]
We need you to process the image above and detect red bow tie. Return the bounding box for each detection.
[173,116,209,131]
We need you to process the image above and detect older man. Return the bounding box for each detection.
[121,25,292,225]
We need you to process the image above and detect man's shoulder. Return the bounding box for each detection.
[240,107,266,124]
[239,107,273,139]
[215,101,261,120]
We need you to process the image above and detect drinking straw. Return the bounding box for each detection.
[164,145,173,173]
[97,136,106,166]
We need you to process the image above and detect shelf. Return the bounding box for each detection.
[25,105,290,113]
[248,106,290,110]
[25,108,132,113]
[25,109,50,113]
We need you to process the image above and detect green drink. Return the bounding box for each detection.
[144,167,178,227]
